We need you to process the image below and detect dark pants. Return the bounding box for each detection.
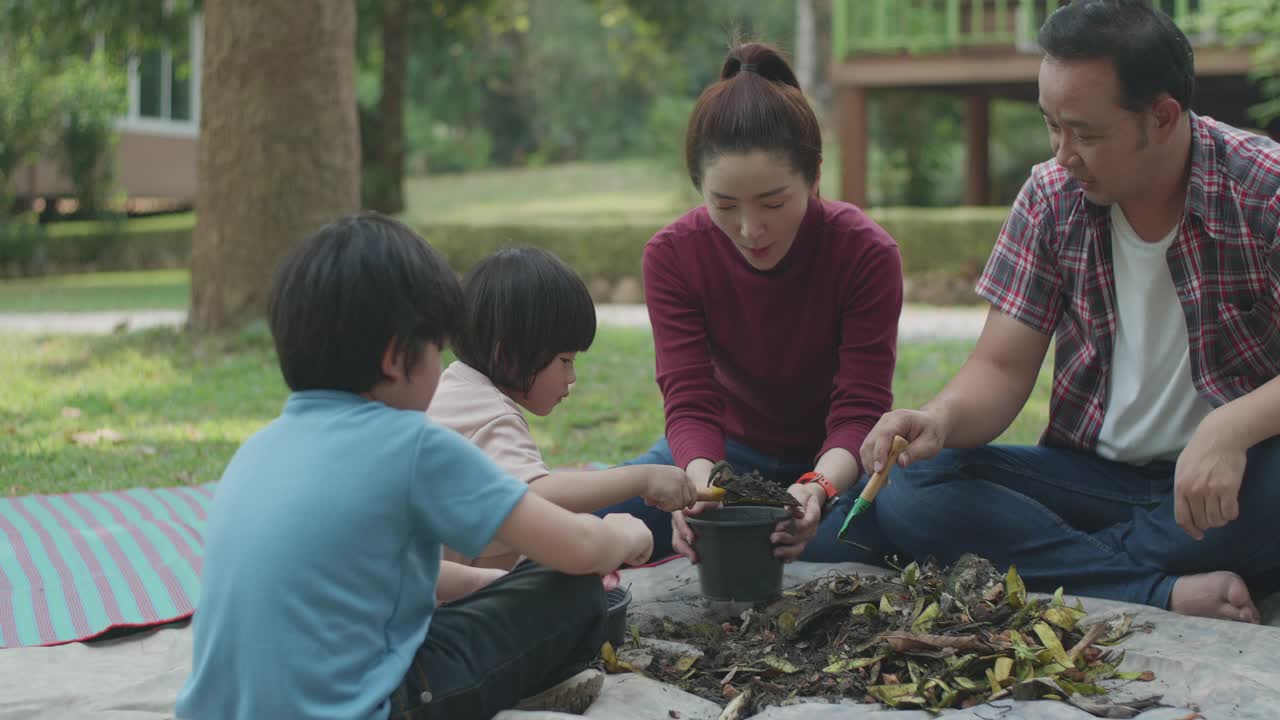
[594,436,902,566]
[389,561,606,719]
[873,439,1280,608]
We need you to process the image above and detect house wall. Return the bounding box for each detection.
[9,130,197,205]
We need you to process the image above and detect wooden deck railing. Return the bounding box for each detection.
[832,0,1205,59]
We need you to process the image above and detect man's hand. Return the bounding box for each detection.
[771,483,823,561]
[1175,416,1248,540]
[860,409,947,473]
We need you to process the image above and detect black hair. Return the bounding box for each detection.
[1038,0,1195,112]
[453,247,596,394]
[266,212,463,393]
[685,41,822,191]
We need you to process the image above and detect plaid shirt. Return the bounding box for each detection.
[976,115,1280,452]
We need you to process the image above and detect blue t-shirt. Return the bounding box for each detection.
[175,390,529,719]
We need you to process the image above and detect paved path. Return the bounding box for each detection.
[0,305,988,341]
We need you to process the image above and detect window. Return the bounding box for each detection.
[123,14,201,135]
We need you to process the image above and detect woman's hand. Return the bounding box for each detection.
[772,483,824,561]
[671,500,720,563]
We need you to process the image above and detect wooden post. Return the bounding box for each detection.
[965,94,991,206]
[839,86,869,207]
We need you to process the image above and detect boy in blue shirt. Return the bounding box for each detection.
[176,214,653,720]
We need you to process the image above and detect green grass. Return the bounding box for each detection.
[0,270,190,312]
[43,212,195,238]
[0,327,1051,496]
[402,159,698,227]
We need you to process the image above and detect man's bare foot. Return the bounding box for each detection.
[1170,571,1259,623]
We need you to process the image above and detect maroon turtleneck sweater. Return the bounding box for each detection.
[643,196,902,474]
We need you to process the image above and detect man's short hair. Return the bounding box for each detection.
[1039,0,1195,112]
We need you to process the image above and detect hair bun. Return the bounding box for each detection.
[721,42,801,90]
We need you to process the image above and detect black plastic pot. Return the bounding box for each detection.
[685,505,792,602]
[604,586,632,648]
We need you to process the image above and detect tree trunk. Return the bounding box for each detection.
[795,0,817,96]
[190,0,360,332]
[371,0,408,214]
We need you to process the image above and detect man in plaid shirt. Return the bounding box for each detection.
[862,0,1280,623]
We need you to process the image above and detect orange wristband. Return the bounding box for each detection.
[797,471,837,499]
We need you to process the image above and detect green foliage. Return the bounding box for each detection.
[0,9,144,218]
[3,201,1010,288]
[404,108,494,175]
[642,95,696,175]
[869,92,965,207]
[382,0,796,172]
[0,216,48,270]
[869,206,1008,276]
[0,0,196,67]
[56,52,128,217]
[1196,0,1280,125]
[991,100,1051,205]
[1,213,188,277]
[0,39,63,213]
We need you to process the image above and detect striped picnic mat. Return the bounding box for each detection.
[0,484,213,648]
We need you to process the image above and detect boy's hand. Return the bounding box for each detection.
[602,513,654,567]
[642,466,699,511]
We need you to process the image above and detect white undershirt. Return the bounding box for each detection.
[1094,205,1212,464]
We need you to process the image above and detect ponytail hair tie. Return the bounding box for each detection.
[739,62,758,74]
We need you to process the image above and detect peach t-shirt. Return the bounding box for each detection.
[427,360,551,484]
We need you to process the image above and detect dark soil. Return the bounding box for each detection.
[710,462,800,508]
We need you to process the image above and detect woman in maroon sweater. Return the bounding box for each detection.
[597,42,903,564]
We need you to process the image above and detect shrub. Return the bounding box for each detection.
[8,207,1012,302]
[868,206,1009,276]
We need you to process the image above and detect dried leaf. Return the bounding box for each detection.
[823,656,882,673]
[1043,605,1087,632]
[717,683,754,720]
[881,631,996,653]
[993,656,1014,682]
[674,654,700,672]
[1033,622,1074,666]
[1006,565,1027,608]
[69,428,124,446]
[776,611,796,637]
[1097,614,1134,645]
[850,602,878,618]
[761,655,798,674]
[901,561,920,587]
[879,594,895,614]
[61,406,83,418]
[601,641,620,673]
[911,601,940,632]
[867,682,923,707]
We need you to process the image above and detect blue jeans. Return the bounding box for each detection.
[873,439,1280,608]
[594,436,901,566]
